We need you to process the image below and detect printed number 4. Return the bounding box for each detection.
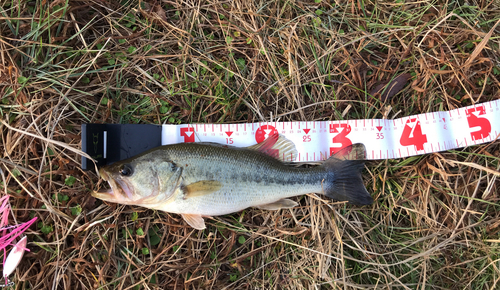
[400,118,427,151]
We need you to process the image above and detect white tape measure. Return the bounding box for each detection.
[160,99,499,161]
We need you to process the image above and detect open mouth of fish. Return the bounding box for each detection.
[92,169,132,201]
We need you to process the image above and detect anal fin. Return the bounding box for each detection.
[181,214,206,230]
[255,199,298,210]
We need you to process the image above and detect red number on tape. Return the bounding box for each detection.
[400,118,427,151]
[180,127,195,143]
[466,106,491,141]
[330,124,352,155]
[255,125,278,143]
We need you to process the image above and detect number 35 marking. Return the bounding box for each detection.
[376,133,384,139]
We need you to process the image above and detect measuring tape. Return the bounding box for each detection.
[161,99,499,161]
[81,99,499,169]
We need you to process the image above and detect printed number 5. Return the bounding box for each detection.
[466,107,491,141]
[226,138,233,144]
[376,133,384,139]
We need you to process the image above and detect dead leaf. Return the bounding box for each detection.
[370,73,412,101]
[464,19,500,69]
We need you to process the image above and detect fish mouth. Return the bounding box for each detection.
[92,169,134,203]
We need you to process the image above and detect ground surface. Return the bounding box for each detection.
[1,0,500,289]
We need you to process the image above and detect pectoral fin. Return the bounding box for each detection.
[181,214,206,230]
[183,180,222,198]
[256,199,298,210]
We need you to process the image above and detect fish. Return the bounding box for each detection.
[92,134,372,230]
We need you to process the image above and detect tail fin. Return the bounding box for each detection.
[320,144,373,205]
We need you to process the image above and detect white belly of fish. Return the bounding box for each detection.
[160,180,322,216]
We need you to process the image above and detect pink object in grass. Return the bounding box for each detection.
[2,236,27,278]
[0,195,37,279]
[0,196,10,228]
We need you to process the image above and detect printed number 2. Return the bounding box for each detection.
[226,138,233,144]
[400,118,427,151]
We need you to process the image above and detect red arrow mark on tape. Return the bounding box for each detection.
[376,126,383,132]
[180,127,195,143]
[225,131,233,137]
[303,129,310,134]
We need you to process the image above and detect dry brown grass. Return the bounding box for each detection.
[1,0,500,289]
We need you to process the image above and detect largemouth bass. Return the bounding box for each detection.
[92,134,372,229]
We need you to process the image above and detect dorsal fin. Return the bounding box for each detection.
[331,143,366,161]
[247,133,298,162]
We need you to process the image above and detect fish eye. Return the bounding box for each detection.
[119,164,133,176]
